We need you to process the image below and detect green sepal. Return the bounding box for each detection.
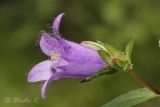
[125,38,135,64]
[98,50,112,65]
[80,66,118,83]
[97,41,119,56]
[81,41,107,51]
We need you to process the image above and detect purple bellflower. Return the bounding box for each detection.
[28,13,107,99]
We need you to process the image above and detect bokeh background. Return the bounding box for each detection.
[0,0,160,107]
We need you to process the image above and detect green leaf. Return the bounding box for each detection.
[102,88,158,107]
[125,38,135,63]
[81,41,107,51]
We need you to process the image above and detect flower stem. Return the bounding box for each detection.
[128,68,160,95]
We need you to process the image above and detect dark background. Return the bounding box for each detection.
[0,0,160,107]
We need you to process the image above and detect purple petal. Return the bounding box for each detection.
[40,32,61,56]
[60,41,107,77]
[28,60,53,82]
[41,79,51,99]
[56,58,69,67]
[52,13,65,39]
[41,72,63,99]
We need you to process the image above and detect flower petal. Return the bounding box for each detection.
[41,72,63,99]
[41,80,49,99]
[52,13,65,39]
[56,58,69,67]
[40,32,61,56]
[60,40,108,77]
[28,60,53,82]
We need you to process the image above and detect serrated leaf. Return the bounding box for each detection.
[125,38,135,63]
[81,41,107,51]
[102,88,158,107]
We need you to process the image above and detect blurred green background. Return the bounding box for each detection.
[0,0,160,107]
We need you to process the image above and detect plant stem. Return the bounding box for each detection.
[128,68,160,95]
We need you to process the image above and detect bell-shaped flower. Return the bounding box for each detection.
[28,13,107,99]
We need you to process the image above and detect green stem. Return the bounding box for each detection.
[128,69,160,95]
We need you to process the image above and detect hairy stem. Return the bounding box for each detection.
[128,69,160,95]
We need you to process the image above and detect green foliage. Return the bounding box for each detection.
[102,88,159,107]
